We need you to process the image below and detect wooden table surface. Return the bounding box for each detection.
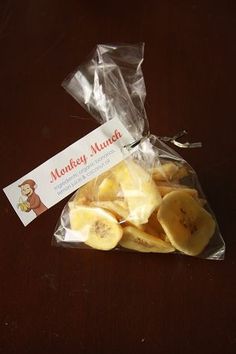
[0,1,235,353]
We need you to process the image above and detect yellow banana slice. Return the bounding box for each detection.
[156,183,198,199]
[157,191,216,256]
[90,200,129,221]
[112,160,162,224]
[92,201,149,230]
[97,177,121,201]
[69,197,88,209]
[73,179,95,204]
[143,211,167,240]
[69,206,123,250]
[152,162,188,182]
[73,171,109,204]
[119,226,175,253]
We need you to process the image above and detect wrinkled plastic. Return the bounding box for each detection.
[54,43,225,260]
[62,43,149,140]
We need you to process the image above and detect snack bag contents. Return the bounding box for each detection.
[54,44,225,260]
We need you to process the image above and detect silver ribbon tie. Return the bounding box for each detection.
[124,130,202,150]
[158,130,202,148]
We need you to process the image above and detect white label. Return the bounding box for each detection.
[3,118,134,226]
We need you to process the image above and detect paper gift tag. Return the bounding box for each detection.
[3,117,135,226]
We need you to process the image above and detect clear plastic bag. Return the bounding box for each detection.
[54,43,225,260]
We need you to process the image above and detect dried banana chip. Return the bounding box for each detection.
[90,200,129,221]
[157,191,216,256]
[112,160,162,224]
[152,162,188,182]
[156,183,198,199]
[69,206,123,250]
[119,226,175,253]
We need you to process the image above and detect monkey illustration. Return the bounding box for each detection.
[18,179,47,216]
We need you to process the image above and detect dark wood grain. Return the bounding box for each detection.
[0,1,235,353]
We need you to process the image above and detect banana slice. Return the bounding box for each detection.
[73,179,95,204]
[112,160,162,224]
[73,171,109,204]
[69,197,88,210]
[157,191,216,256]
[90,200,129,221]
[156,183,198,199]
[144,211,167,241]
[119,226,175,253]
[97,177,121,201]
[69,206,123,250]
[152,162,188,182]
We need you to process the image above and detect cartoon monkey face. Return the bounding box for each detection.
[20,183,34,197]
